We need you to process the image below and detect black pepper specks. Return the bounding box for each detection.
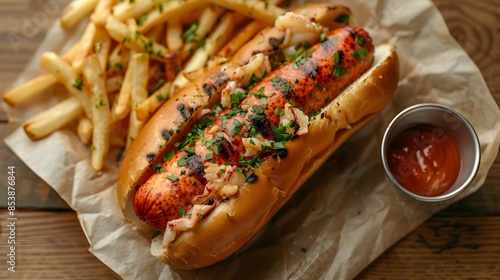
[202,83,215,96]
[274,148,287,158]
[213,73,229,87]
[146,153,155,162]
[245,173,258,183]
[161,129,171,141]
[177,103,191,119]
[268,37,283,50]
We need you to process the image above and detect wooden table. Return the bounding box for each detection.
[1,0,499,279]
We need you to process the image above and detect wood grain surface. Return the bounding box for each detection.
[0,0,499,279]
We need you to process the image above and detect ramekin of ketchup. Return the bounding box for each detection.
[381,104,480,202]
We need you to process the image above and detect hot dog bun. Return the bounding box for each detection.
[119,41,399,269]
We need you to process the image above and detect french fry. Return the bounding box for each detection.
[92,27,112,72]
[40,52,93,118]
[172,12,242,92]
[111,58,134,123]
[105,15,170,62]
[126,53,150,150]
[106,74,124,93]
[3,74,58,106]
[82,54,111,171]
[178,6,219,61]
[107,44,130,76]
[166,20,183,51]
[61,0,99,29]
[3,43,80,106]
[138,0,206,33]
[206,0,284,25]
[113,0,165,21]
[23,96,84,140]
[126,17,139,32]
[72,22,98,74]
[217,20,266,59]
[135,81,171,121]
[77,115,93,145]
[90,0,115,27]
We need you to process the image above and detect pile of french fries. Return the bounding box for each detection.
[3,0,286,171]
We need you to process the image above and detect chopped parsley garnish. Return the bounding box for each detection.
[224,106,247,119]
[314,82,324,91]
[260,97,268,108]
[333,64,348,77]
[163,150,175,161]
[355,36,365,46]
[335,14,350,25]
[231,119,244,137]
[182,20,199,43]
[149,79,166,95]
[252,105,264,115]
[271,141,285,150]
[151,231,162,239]
[156,94,169,102]
[230,90,246,104]
[154,163,164,173]
[72,77,83,90]
[271,76,293,95]
[245,70,268,90]
[248,105,266,120]
[166,175,179,182]
[115,149,124,162]
[351,47,369,60]
[137,14,148,26]
[254,86,265,97]
[320,33,327,43]
[178,207,187,217]
[286,43,314,70]
[272,122,297,142]
[239,151,264,169]
[332,51,347,77]
[275,107,284,116]
[177,156,188,167]
[175,117,213,148]
[182,147,195,155]
[309,110,321,121]
[333,51,341,64]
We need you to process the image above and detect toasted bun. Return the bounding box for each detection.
[141,44,399,269]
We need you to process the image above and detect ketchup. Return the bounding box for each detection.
[387,124,461,197]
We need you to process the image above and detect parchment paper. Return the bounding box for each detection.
[3,0,500,279]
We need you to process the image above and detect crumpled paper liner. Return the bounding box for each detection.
[2,0,500,279]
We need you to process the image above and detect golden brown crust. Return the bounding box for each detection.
[148,44,399,269]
